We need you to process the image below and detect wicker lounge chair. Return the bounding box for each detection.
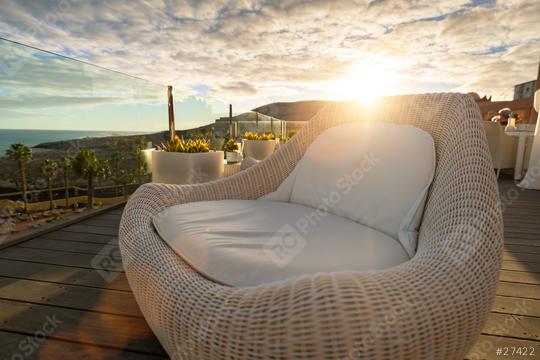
[119,93,503,360]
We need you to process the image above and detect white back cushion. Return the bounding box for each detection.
[283,122,435,256]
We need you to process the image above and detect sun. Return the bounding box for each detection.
[330,62,398,103]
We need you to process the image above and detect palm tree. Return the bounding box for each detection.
[132,139,147,185]
[111,151,124,196]
[58,155,74,208]
[6,143,32,212]
[96,159,111,190]
[39,159,58,210]
[116,169,133,200]
[73,149,110,209]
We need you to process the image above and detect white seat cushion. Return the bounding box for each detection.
[153,199,409,287]
[263,122,435,256]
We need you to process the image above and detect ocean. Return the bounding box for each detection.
[0,129,144,155]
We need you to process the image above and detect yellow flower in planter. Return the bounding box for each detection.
[225,139,239,152]
[159,135,210,153]
[243,132,276,140]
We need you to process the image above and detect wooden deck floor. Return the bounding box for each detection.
[0,207,167,359]
[0,177,538,359]
[467,177,540,359]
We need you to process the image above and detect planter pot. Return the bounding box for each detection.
[152,151,224,184]
[226,151,242,163]
[243,139,277,160]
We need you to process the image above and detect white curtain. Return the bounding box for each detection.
[519,90,540,189]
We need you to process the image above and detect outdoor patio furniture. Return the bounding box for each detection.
[119,93,503,360]
[483,121,518,178]
[503,128,534,180]
[519,89,540,189]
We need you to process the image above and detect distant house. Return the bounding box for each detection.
[474,60,539,123]
[475,96,536,123]
[514,80,537,100]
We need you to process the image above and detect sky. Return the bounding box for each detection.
[0,0,539,131]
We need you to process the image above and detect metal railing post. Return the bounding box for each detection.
[168,85,175,140]
[229,104,233,137]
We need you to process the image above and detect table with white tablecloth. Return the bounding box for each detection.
[504,130,535,180]
[518,90,540,189]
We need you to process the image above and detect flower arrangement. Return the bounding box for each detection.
[159,135,210,153]
[243,131,276,140]
[225,139,239,152]
[277,131,297,143]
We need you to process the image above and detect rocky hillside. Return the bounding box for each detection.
[252,100,334,121]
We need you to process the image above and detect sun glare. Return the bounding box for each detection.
[330,63,399,104]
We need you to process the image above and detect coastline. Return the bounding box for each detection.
[0,129,150,154]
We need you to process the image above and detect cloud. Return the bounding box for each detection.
[0,0,538,111]
[219,81,257,96]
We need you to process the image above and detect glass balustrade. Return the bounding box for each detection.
[0,38,170,243]
[0,38,305,244]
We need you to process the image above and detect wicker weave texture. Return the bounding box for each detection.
[119,93,503,360]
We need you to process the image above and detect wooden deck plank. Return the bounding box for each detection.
[0,277,143,317]
[107,209,125,214]
[0,299,166,356]
[501,260,540,273]
[504,222,540,230]
[0,259,130,291]
[503,252,540,264]
[0,331,167,360]
[84,212,122,223]
[496,282,540,300]
[82,214,122,225]
[505,237,540,248]
[17,238,116,255]
[492,296,540,317]
[482,312,540,342]
[82,218,122,228]
[0,247,124,272]
[39,230,118,244]
[62,224,119,236]
[504,231,540,241]
[500,270,540,285]
[504,222,540,231]
[503,217,540,225]
[505,244,540,255]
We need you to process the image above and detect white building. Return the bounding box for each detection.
[514,79,537,100]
